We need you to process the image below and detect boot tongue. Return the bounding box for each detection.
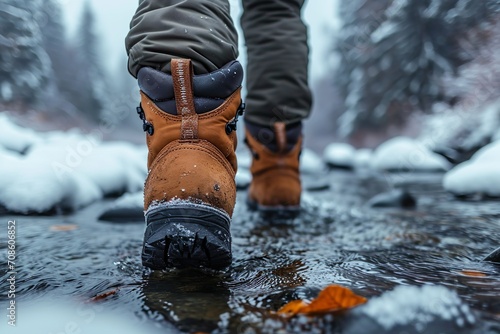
[246,121,302,153]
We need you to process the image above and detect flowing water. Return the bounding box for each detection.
[1,170,499,333]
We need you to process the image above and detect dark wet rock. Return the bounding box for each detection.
[433,146,463,164]
[323,143,356,170]
[0,204,10,216]
[367,189,417,208]
[303,175,331,192]
[98,192,144,223]
[326,162,354,170]
[483,247,500,263]
[0,203,64,216]
[433,143,485,166]
[98,207,144,223]
[452,193,500,201]
[2,145,31,156]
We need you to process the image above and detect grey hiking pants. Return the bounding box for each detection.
[125,0,312,127]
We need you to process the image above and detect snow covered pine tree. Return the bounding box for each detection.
[72,1,108,123]
[336,0,500,138]
[0,0,51,105]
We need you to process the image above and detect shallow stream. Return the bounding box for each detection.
[1,170,499,333]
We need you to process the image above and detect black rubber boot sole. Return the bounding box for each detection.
[142,202,232,270]
[246,197,301,218]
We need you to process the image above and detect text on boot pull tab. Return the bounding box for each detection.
[172,59,199,141]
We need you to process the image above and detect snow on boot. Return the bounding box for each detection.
[245,121,302,212]
[137,59,244,270]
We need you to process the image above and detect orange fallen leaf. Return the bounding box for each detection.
[278,285,367,317]
[278,300,309,317]
[460,270,487,277]
[50,225,79,232]
[303,285,368,315]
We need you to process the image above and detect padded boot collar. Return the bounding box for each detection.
[138,61,243,114]
[245,121,302,153]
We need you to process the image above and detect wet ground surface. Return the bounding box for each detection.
[1,169,499,333]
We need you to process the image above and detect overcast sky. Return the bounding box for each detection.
[58,0,339,79]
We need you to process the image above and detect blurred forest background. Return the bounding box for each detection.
[0,0,138,137]
[1,0,500,158]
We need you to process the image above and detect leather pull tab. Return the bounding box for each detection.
[274,122,287,153]
[171,59,198,140]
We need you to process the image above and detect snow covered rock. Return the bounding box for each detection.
[323,143,356,169]
[353,148,373,169]
[109,192,144,210]
[236,149,252,170]
[0,117,147,214]
[0,143,102,214]
[236,168,252,190]
[484,246,500,263]
[0,113,41,153]
[372,137,450,172]
[300,148,326,174]
[355,285,476,333]
[98,192,144,223]
[443,141,500,197]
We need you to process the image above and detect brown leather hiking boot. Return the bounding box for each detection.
[245,121,302,212]
[137,58,244,270]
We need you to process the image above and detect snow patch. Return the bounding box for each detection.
[236,149,252,169]
[0,114,147,213]
[372,137,450,172]
[0,113,41,153]
[0,300,163,334]
[362,285,475,330]
[301,148,326,174]
[0,143,102,213]
[236,168,252,189]
[444,140,500,196]
[353,148,373,169]
[110,192,143,210]
[323,143,356,168]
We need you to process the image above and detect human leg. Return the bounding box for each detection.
[126,0,243,269]
[241,0,312,210]
[126,0,239,76]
